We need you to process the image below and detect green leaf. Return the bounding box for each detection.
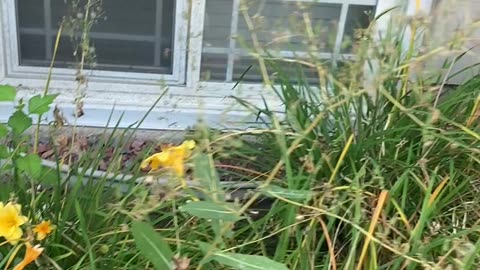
[196,240,215,264]
[0,124,8,138]
[179,201,243,222]
[131,221,173,270]
[16,154,42,178]
[192,153,227,239]
[28,94,58,114]
[196,240,214,255]
[261,185,313,201]
[7,110,32,135]
[193,153,225,201]
[75,200,96,270]
[212,252,289,270]
[0,85,16,101]
[38,167,61,185]
[0,146,9,159]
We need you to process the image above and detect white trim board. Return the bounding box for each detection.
[0,81,281,130]
[0,99,264,131]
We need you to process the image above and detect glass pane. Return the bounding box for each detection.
[17,0,44,28]
[16,0,175,74]
[92,39,157,67]
[201,1,377,83]
[342,5,376,53]
[236,1,341,53]
[233,57,324,85]
[203,0,233,49]
[233,57,261,83]
[202,0,343,82]
[51,0,157,35]
[54,37,162,73]
[200,53,228,81]
[19,35,46,64]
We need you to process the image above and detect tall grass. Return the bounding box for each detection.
[218,1,480,269]
[0,1,479,269]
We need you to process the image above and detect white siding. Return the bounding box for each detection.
[429,0,480,85]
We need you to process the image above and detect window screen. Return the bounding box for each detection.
[201,0,376,83]
[16,0,175,74]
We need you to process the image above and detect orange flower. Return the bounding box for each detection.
[140,140,196,177]
[33,220,56,241]
[13,242,44,270]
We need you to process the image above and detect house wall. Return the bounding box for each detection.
[428,0,480,84]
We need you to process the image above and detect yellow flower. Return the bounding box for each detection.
[13,242,44,270]
[0,202,28,245]
[33,220,56,241]
[141,140,196,177]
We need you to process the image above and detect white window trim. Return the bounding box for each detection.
[0,0,433,130]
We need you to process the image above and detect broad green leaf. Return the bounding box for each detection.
[196,240,214,255]
[28,94,58,114]
[193,153,225,201]
[179,201,243,222]
[212,252,289,270]
[131,221,173,270]
[7,110,32,135]
[0,124,8,138]
[261,185,313,201]
[0,85,16,101]
[193,153,226,238]
[16,154,42,178]
[196,240,215,264]
[0,146,9,159]
[38,167,61,185]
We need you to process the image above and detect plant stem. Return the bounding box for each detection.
[33,23,63,153]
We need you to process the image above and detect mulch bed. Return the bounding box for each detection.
[35,133,264,182]
[34,133,277,218]
[36,133,162,174]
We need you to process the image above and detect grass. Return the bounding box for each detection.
[0,1,480,270]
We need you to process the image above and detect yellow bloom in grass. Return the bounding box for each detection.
[0,202,28,245]
[141,140,196,177]
[33,220,56,241]
[13,242,44,270]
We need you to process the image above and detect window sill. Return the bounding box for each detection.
[0,76,280,130]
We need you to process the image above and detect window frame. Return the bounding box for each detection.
[2,0,188,85]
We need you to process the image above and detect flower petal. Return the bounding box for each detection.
[13,243,44,270]
[10,202,22,213]
[142,152,170,171]
[182,140,196,150]
[140,156,154,169]
[172,160,185,177]
[19,215,28,226]
[0,224,11,237]
[33,221,55,241]
[36,232,47,241]
[4,227,23,245]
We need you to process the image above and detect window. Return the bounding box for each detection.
[5,0,187,83]
[201,0,376,83]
